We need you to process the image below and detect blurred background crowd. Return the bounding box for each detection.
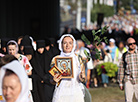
[0,0,138,102]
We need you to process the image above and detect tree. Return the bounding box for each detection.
[120,0,138,10]
[91,4,114,22]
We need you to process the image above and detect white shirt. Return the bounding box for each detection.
[104,53,112,62]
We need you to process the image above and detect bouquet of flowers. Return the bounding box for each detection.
[97,62,118,77]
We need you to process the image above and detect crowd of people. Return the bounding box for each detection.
[0,14,138,102]
[0,35,60,102]
[0,34,93,102]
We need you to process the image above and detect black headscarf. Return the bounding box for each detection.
[20,35,32,47]
[1,38,9,54]
[23,46,34,55]
[45,38,51,47]
[36,40,45,49]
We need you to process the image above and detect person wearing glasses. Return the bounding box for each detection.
[118,37,138,102]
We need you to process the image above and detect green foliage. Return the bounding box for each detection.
[81,34,91,45]
[120,0,130,10]
[133,0,138,10]
[135,28,138,35]
[120,0,138,10]
[94,48,101,59]
[91,4,114,22]
[84,50,90,61]
[97,62,118,77]
[92,26,108,60]
[81,26,108,60]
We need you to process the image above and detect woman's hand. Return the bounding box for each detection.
[50,74,62,85]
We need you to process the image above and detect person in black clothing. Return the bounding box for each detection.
[34,40,46,102]
[19,35,33,54]
[23,45,45,102]
[0,38,9,54]
[44,38,59,102]
[35,39,59,102]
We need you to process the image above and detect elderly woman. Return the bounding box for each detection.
[0,55,18,102]
[0,60,29,102]
[51,34,86,102]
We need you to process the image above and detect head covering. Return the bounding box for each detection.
[1,38,9,47]
[109,38,115,43]
[36,40,45,49]
[0,60,29,102]
[49,38,56,45]
[45,38,51,47]
[29,36,36,51]
[58,34,76,56]
[7,40,18,47]
[7,40,19,54]
[23,46,34,55]
[20,35,32,47]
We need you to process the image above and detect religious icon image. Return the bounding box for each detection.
[55,57,73,78]
[49,65,63,77]
[61,62,71,76]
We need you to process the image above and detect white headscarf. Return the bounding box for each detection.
[58,34,80,79]
[7,40,19,54]
[58,34,76,57]
[0,60,29,102]
[29,36,36,51]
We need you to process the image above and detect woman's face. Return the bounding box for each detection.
[38,48,44,54]
[8,45,17,56]
[119,42,124,49]
[109,42,114,46]
[2,74,21,102]
[62,37,73,53]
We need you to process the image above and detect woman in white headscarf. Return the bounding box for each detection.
[51,34,86,102]
[0,60,30,102]
[7,40,33,75]
[7,40,33,102]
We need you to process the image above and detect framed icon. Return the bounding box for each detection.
[55,57,73,78]
[49,65,63,77]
